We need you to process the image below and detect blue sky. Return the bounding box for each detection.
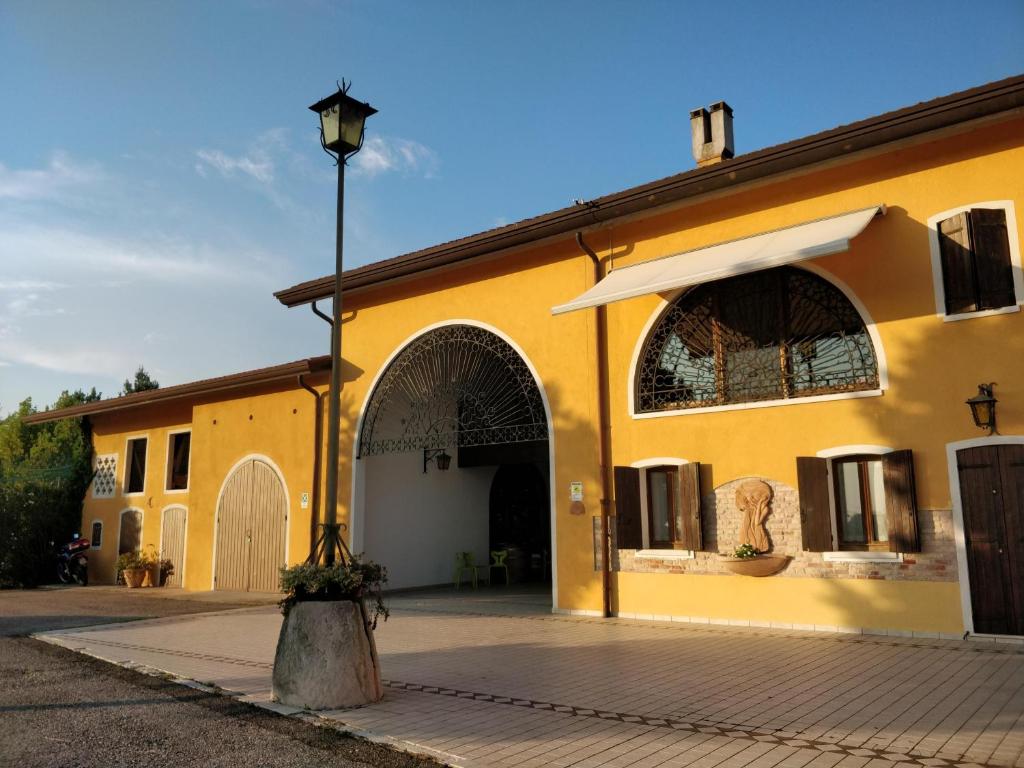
[1,0,1022,413]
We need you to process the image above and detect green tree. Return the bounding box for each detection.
[121,366,159,395]
[0,387,100,587]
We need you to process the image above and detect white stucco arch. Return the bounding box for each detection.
[350,319,558,608]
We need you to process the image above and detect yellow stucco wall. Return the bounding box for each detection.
[84,404,193,585]
[83,378,326,589]
[332,116,1024,632]
[80,115,1024,634]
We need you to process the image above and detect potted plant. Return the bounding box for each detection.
[158,558,174,586]
[140,546,162,587]
[116,550,150,588]
[272,556,388,710]
[720,543,790,577]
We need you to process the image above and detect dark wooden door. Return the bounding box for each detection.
[957,445,1024,635]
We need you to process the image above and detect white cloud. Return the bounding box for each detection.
[195,148,274,184]
[351,136,439,179]
[0,279,66,291]
[0,225,254,284]
[194,129,293,185]
[0,151,102,202]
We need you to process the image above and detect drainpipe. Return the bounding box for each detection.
[298,374,324,557]
[575,232,613,619]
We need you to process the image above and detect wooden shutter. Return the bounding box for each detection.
[675,462,703,551]
[938,213,977,315]
[969,209,1015,310]
[613,466,642,549]
[797,457,832,551]
[883,449,920,553]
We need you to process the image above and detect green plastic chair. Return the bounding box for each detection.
[453,551,482,589]
[489,549,510,586]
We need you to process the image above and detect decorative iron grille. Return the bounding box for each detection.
[359,324,548,456]
[636,267,878,413]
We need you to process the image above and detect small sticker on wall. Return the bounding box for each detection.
[570,481,583,502]
[300,492,309,509]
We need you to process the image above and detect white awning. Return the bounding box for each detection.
[551,205,885,315]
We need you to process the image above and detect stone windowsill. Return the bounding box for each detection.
[822,551,903,564]
[634,549,695,560]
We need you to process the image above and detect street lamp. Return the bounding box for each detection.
[309,81,376,566]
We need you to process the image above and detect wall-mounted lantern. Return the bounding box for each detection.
[966,383,997,434]
[423,448,452,474]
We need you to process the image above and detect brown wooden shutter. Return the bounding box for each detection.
[883,449,920,553]
[613,466,642,549]
[797,457,832,551]
[969,209,1015,310]
[675,462,703,551]
[938,213,977,314]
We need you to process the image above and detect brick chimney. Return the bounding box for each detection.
[690,101,734,167]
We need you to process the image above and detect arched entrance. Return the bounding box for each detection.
[354,322,553,595]
[214,458,287,592]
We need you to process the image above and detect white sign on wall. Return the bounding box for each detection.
[570,481,583,502]
[300,492,309,509]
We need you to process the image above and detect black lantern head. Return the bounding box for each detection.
[309,85,377,156]
[423,448,452,473]
[966,383,997,434]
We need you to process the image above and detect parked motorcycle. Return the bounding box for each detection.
[57,535,90,585]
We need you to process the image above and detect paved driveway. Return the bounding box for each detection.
[37,588,1024,768]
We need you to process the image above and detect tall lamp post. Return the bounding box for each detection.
[309,82,377,566]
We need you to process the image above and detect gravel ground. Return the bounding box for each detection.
[0,587,439,768]
[0,585,277,636]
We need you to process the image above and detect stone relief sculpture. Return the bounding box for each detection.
[736,479,773,552]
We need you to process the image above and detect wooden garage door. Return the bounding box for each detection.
[160,507,187,588]
[214,459,287,592]
[957,445,1024,635]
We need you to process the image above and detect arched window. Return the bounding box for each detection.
[636,267,878,413]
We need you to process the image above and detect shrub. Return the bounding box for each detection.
[115,549,154,573]
[732,543,759,559]
[279,557,389,628]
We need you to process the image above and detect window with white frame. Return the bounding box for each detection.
[614,461,703,553]
[797,448,920,556]
[124,437,148,495]
[929,202,1022,319]
[166,431,191,491]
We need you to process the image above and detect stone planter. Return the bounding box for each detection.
[122,567,147,588]
[272,600,383,710]
[720,554,790,577]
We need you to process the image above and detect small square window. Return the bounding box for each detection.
[832,456,889,551]
[125,437,148,494]
[166,432,191,491]
[90,521,103,548]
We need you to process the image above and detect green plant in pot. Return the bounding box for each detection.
[273,555,389,710]
[116,549,153,588]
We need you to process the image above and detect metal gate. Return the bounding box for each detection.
[214,459,287,592]
[160,506,187,588]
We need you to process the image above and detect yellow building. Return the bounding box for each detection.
[28,74,1024,639]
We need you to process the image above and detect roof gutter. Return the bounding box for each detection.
[274,74,1024,308]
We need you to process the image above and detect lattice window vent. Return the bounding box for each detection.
[92,454,117,498]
